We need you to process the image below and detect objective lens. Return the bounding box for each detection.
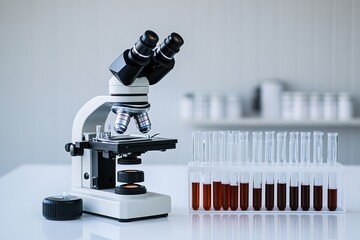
[134,112,151,133]
[133,30,159,58]
[158,32,184,60]
[114,112,131,134]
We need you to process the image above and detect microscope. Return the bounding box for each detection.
[64,30,184,222]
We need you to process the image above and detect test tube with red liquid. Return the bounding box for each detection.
[313,131,324,211]
[202,132,212,211]
[264,131,275,211]
[252,132,263,211]
[277,132,287,211]
[229,132,239,210]
[300,132,311,211]
[212,131,222,210]
[289,132,299,211]
[239,131,250,210]
[191,132,201,210]
[221,131,230,210]
[327,133,338,211]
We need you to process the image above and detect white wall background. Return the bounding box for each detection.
[0,0,359,175]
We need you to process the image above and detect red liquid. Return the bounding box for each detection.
[265,183,274,210]
[277,183,286,210]
[191,182,199,210]
[289,186,299,211]
[301,185,310,211]
[203,183,211,210]
[240,183,249,210]
[213,181,222,210]
[328,189,337,211]
[222,184,230,210]
[314,185,323,211]
[253,188,262,210]
[230,185,238,210]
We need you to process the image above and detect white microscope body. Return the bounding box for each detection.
[66,30,183,221]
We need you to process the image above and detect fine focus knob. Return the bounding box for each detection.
[117,170,144,183]
[42,195,83,221]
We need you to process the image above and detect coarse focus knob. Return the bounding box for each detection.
[42,195,83,221]
[117,170,144,183]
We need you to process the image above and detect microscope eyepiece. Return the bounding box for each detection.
[158,32,184,60]
[133,30,159,59]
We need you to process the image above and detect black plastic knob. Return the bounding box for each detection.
[65,143,83,156]
[42,195,83,221]
[117,170,144,183]
[115,184,147,195]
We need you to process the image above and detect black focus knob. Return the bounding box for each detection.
[117,170,144,183]
[42,195,83,221]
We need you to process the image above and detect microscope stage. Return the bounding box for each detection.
[75,136,177,155]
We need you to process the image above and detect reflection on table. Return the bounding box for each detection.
[189,213,344,240]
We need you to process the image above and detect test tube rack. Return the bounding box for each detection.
[188,162,344,213]
[188,131,344,214]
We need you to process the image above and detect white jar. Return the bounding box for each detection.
[323,93,337,120]
[209,94,224,120]
[309,92,323,120]
[281,91,293,120]
[338,92,353,120]
[226,94,242,119]
[194,93,209,120]
[292,92,308,120]
[179,93,194,120]
[260,80,283,119]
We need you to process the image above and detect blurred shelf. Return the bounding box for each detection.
[186,118,360,128]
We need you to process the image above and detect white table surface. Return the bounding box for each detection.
[1,164,360,240]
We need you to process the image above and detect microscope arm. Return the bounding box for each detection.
[71,95,148,188]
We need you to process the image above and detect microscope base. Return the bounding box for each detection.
[71,187,171,222]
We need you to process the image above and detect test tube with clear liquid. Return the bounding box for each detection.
[229,132,239,210]
[265,131,275,211]
[239,131,250,210]
[202,132,212,210]
[300,132,311,211]
[191,132,201,210]
[252,132,263,211]
[313,131,324,211]
[289,132,299,211]
[327,133,338,211]
[212,131,222,210]
[277,132,287,210]
[221,131,230,210]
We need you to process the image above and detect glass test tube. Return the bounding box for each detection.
[229,132,239,210]
[265,131,275,211]
[202,132,212,210]
[327,133,338,211]
[212,132,222,210]
[300,132,311,211]
[277,132,287,211]
[313,131,324,211]
[239,131,249,210]
[252,132,263,211]
[191,132,201,210]
[221,131,230,210]
[289,132,299,211]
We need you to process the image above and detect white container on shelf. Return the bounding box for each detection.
[323,93,337,120]
[260,80,283,119]
[281,91,293,120]
[292,92,308,120]
[338,92,354,120]
[180,93,194,120]
[194,93,209,120]
[309,92,323,120]
[209,94,224,120]
[226,94,242,119]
